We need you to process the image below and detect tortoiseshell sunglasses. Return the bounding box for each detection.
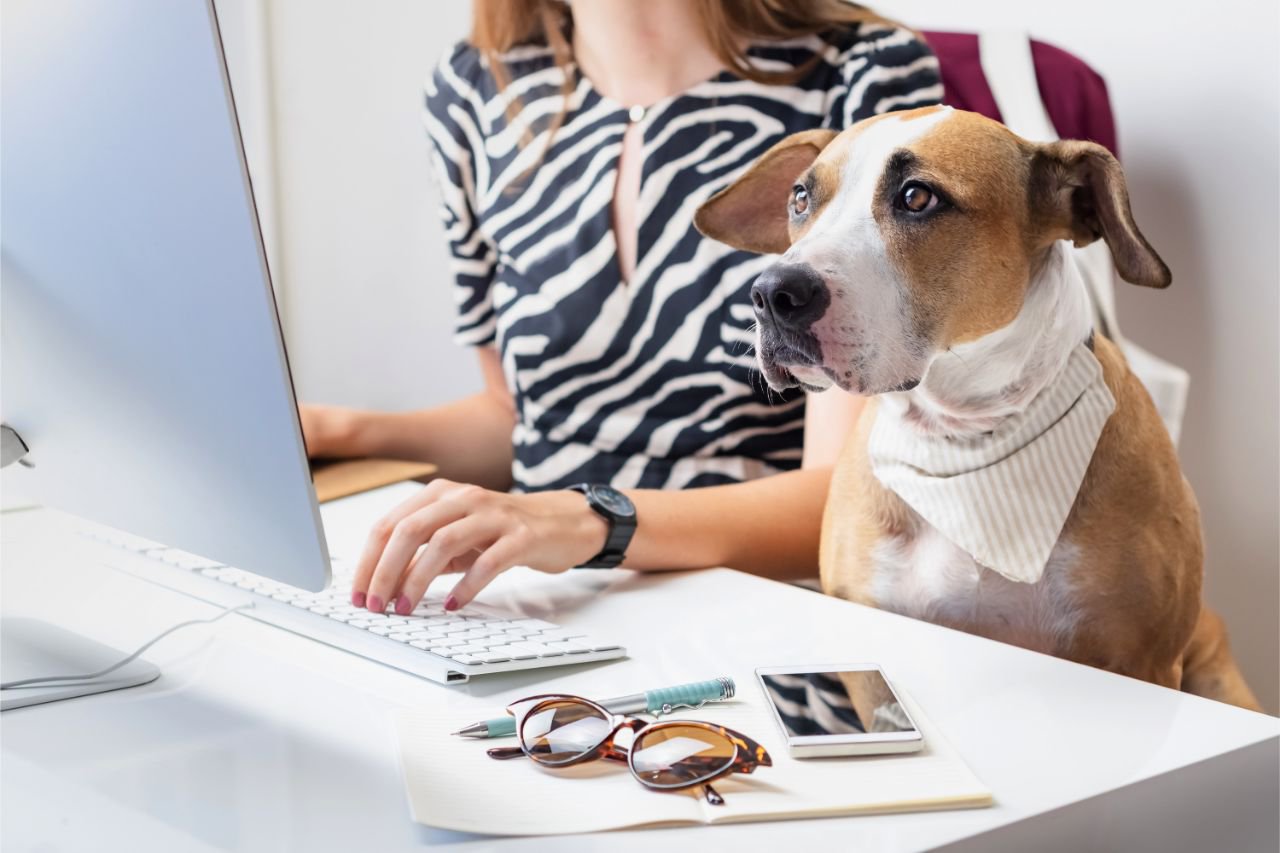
[486,693,771,805]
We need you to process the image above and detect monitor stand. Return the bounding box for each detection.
[0,617,160,711]
[0,427,162,710]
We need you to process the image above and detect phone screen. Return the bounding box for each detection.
[759,669,917,737]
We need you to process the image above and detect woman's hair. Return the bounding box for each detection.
[470,0,886,148]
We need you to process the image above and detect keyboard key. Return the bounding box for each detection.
[546,640,591,654]
[455,643,491,654]
[477,652,511,664]
[468,617,512,630]
[508,642,563,658]
[511,618,557,631]
[487,644,538,661]
[450,654,480,665]
[538,628,588,641]
[154,550,223,571]
[388,632,416,643]
[102,531,162,552]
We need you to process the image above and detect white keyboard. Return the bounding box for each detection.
[86,528,627,685]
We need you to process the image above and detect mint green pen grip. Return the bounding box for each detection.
[488,716,517,738]
[645,677,733,712]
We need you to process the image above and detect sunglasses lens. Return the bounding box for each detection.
[521,699,613,765]
[630,725,736,788]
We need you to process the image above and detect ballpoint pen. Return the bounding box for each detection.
[451,676,736,738]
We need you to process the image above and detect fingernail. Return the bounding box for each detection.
[367,595,384,613]
[444,594,459,612]
[351,591,366,608]
[395,596,412,615]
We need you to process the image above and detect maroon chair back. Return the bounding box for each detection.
[922,31,1120,159]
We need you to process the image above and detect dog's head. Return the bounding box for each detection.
[694,106,1169,394]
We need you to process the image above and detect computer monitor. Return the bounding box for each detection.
[1,1,329,702]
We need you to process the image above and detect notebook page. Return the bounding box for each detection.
[693,683,993,824]
[394,709,703,835]
[395,678,990,836]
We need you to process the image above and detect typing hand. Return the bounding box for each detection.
[350,480,609,614]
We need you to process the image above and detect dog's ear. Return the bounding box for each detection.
[694,129,838,255]
[1030,140,1171,288]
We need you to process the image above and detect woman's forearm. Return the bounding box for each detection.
[338,394,516,491]
[349,465,834,615]
[623,467,832,580]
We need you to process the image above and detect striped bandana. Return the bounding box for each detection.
[868,342,1116,584]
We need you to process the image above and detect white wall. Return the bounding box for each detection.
[223,1,1278,710]
[219,0,479,412]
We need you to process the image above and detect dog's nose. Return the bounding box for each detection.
[751,264,827,329]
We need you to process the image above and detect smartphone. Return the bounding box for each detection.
[755,664,924,758]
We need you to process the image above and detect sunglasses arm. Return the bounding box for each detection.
[485,745,633,764]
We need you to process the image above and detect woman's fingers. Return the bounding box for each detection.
[350,479,466,606]
[350,483,567,614]
[391,527,489,613]
[368,511,506,614]
[445,533,529,611]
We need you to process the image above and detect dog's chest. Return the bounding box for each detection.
[868,524,1084,654]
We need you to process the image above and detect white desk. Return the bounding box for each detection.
[2,484,1277,852]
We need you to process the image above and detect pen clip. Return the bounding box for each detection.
[658,698,710,715]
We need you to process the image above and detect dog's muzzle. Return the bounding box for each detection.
[750,263,831,390]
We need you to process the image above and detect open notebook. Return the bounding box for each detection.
[393,679,992,836]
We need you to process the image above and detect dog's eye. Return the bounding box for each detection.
[898,182,937,214]
[791,185,810,216]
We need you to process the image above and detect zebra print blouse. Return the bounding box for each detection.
[424,23,942,493]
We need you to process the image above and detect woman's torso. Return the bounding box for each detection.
[426,24,941,492]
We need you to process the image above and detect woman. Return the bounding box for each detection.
[302,0,942,615]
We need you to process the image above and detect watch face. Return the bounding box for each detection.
[591,485,635,518]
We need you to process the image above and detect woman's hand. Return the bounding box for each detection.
[350,480,609,614]
[297,403,362,459]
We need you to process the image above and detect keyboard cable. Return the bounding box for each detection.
[1,602,254,690]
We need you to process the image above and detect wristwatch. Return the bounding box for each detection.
[569,483,637,569]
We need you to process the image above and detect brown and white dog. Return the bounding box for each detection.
[696,105,1260,710]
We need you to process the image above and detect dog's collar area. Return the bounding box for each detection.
[868,341,1116,585]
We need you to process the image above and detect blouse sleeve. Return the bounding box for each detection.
[828,25,944,129]
[424,45,499,348]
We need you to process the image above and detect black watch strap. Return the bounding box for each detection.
[569,484,636,569]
